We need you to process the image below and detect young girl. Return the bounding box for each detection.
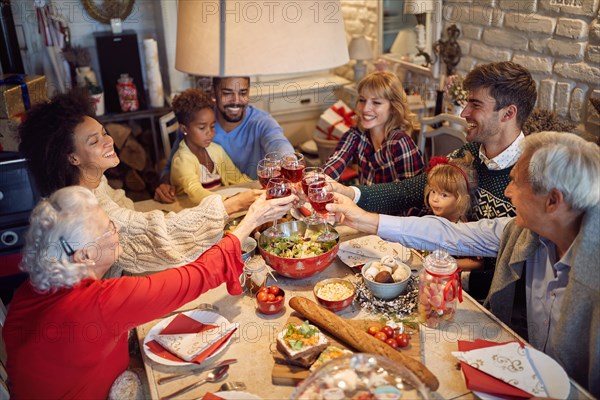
[424,154,483,272]
[322,71,424,185]
[170,88,254,204]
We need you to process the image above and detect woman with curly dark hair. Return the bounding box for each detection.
[18,90,280,276]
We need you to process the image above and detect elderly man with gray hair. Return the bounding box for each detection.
[327,131,599,396]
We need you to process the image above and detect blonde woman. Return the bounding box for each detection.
[322,71,424,184]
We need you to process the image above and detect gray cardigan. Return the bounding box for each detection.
[485,204,600,397]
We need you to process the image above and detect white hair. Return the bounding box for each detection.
[522,131,599,211]
[21,186,100,292]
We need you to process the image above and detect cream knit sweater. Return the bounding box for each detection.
[92,176,228,275]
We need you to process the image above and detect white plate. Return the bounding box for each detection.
[473,346,570,399]
[143,310,234,367]
[211,391,262,399]
[290,203,313,220]
[213,187,250,198]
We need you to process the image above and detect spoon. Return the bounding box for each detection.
[161,365,230,400]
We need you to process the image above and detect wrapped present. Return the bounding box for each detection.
[0,74,48,118]
[0,116,22,152]
[313,100,355,141]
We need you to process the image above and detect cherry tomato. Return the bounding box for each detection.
[256,292,268,303]
[268,286,280,296]
[380,326,394,339]
[267,293,276,302]
[367,326,380,336]
[374,331,388,342]
[395,333,410,348]
[385,338,399,349]
[258,286,269,294]
[275,295,284,302]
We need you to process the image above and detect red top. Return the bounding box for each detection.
[3,234,243,399]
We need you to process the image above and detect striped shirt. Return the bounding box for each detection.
[322,126,424,185]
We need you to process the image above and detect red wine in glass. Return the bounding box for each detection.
[265,177,291,237]
[258,169,281,189]
[307,182,338,242]
[302,175,325,196]
[281,152,305,183]
[310,192,334,214]
[266,185,291,199]
[282,164,305,183]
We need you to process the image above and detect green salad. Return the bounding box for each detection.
[260,233,336,258]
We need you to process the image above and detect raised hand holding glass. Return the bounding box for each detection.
[307,182,338,242]
[264,177,292,238]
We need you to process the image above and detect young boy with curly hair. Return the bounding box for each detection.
[170,88,253,204]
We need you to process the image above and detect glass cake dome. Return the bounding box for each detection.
[291,353,431,400]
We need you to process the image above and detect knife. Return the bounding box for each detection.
[157,358,237,385]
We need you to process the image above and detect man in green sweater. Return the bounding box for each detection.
[334,61,537,299]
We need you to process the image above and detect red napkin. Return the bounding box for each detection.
[297,206,312,217]
[458,339,531,399]
[147,314,236,364]
[160,314,217,334]
[201,393,225,400]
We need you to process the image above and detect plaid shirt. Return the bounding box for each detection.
[322,126,424,185]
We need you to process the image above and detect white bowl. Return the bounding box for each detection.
[361,260,411,300]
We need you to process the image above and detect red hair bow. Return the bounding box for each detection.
[426,156,450,172]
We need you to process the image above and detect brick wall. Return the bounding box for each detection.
[339,0,599,137]
[447,0,599,134]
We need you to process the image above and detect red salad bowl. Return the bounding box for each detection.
[258,221,340,279]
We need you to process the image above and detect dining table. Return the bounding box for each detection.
[133,194,594,400]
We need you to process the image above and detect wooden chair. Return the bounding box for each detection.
[159,111,179,160]
[417,113,468,164]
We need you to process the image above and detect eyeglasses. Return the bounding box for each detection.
[59,220,118,257]
[93,220,118,242]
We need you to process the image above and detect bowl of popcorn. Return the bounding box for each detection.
[361,256,412,300]
[313,278,355,312]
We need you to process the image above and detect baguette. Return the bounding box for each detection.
[289,296,439,392]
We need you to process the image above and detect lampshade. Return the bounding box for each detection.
[348,36,373,61]
[176,0,349,77]
[403,0,436,14]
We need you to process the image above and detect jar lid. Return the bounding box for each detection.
[118,73,132,83]
[423,249,457,275]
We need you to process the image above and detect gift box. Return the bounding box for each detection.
[0,74,48,118]
[0,116,23,152]
[313,100,355,141]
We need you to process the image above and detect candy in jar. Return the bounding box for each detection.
[116,73,139,112]
[418,250,462,328]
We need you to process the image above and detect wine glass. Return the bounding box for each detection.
[281,152,305,184]
[264,177,292,238]
[301,168,326,225]
[257,158,281,189]
[264,151,282,163]
[307,182,338,242]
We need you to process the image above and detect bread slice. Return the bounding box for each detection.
[309,346,353,371]
[276,322,328,360]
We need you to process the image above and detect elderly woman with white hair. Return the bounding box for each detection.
[2,185,294,399]
[326,131,600,396]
